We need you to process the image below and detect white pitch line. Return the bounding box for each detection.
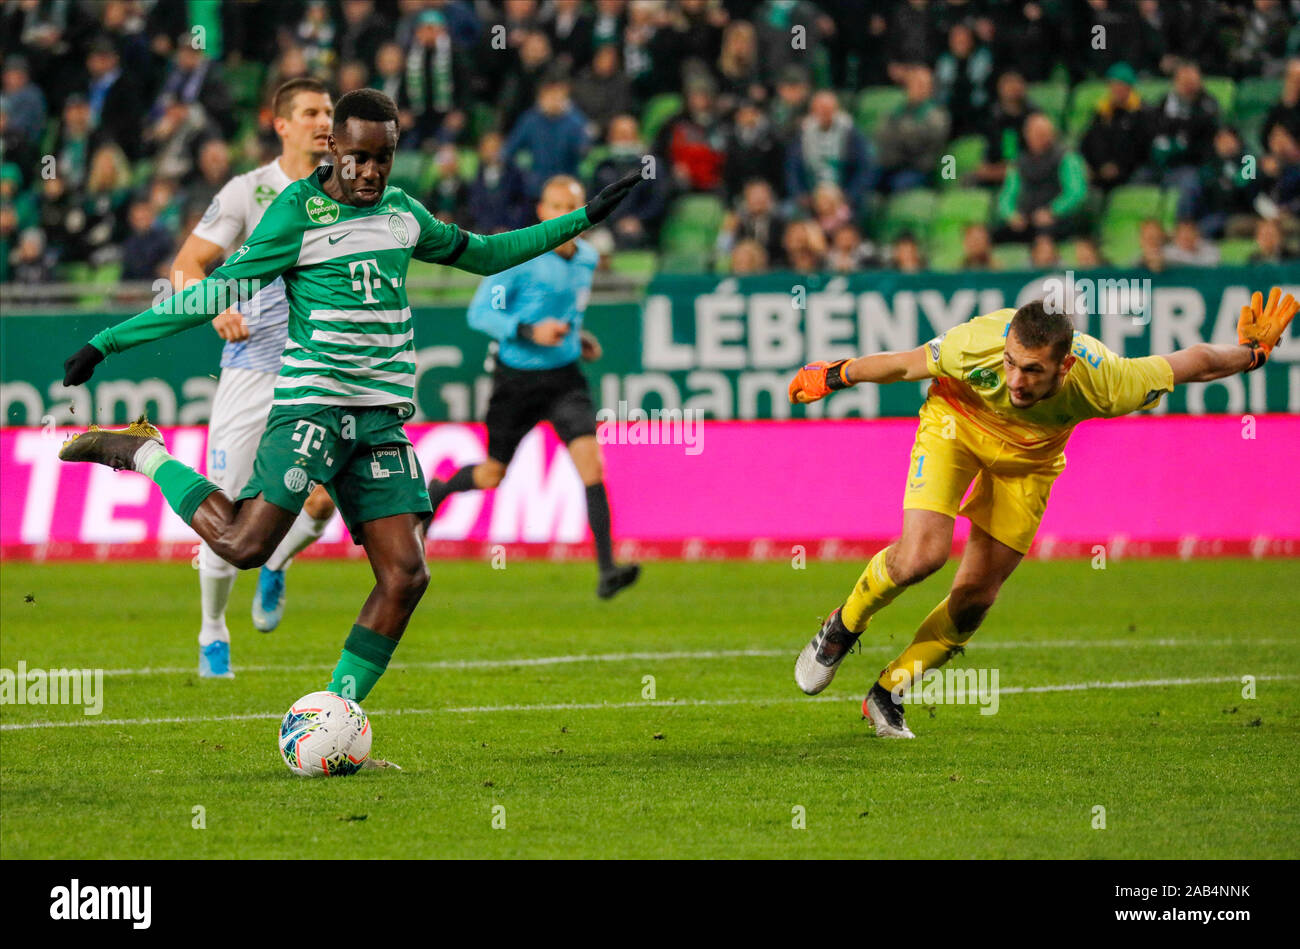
[1,674,1294,732]
[57,637,1297,679]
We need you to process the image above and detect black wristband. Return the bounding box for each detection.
[516,323,535,342]
[826,360,851,390]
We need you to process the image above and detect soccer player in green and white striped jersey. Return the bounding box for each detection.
[58,89,643,711]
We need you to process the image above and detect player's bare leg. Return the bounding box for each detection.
[567,435,639,598]
[254,483,336,632]
[865,524,1022,737]
[326,513,430,702]
[795,509,954,694]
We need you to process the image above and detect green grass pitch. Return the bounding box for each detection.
[1,558,1297,859]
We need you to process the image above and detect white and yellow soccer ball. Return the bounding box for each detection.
[279,691,372,777]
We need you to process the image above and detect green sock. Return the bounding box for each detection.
[138,450,221,524]
[328,625,399,701]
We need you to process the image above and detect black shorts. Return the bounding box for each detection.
[485,361,598,464]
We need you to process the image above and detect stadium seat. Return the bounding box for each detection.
[927,222,965,271]
[659,251,710,274]
[878,188,937,242]
[1201,76,1236,117]
[992,243,1031,270]
[1066,79,1109,137]
[1027,80,1069,125]
[641,93,683,143]
[934,187,991,228]
[939,135,986,188]
[1234,77,1282,123]
[1135,78,1171,107]
[1218,238,1256,265]
[660,194,725,257]
[389,151,426,195]
[1099,224,1140,267]
[855,85,905,135]
[1105,184,1164,223]
[607,250,659,277]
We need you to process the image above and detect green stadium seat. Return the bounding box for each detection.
[1135,78,1171,108]
[659,251,710,274]
[878,188,937,242]
[1099,224,1141,268]
[1066,79,1109,137]
[992,243,1031,270]
[389,151,426,194]
[607,250,659,277]
[934,187,991,227]
[939,135,986,188]
[641,93,683,143]
[927,223,965,271]
[1234,77,1282,123]
[1218,238,1256,265]
[1027,81,1069,126]
[660,194,725,256]
[1105,184,1164,223]
[855,85,905,135]
[1202,76,1236,117]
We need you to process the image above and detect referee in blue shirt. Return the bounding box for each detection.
[428,175,640,599]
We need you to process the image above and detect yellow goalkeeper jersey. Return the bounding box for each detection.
[923,309,1175,457]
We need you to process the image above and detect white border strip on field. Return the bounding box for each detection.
[1,674,1295,731]
[67,637,1293,679]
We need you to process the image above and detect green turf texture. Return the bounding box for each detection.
[1,558,1297,859]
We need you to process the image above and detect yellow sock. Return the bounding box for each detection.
[877,597,972,695]
[841,548,903,633]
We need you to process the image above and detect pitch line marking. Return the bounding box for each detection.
[71,638,1294,679]
[1,674,1294,731]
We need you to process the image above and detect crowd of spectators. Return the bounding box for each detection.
[1,0,1299,286]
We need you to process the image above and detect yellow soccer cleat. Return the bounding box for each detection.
[1238,286,1299,370]
[58,414,164,471]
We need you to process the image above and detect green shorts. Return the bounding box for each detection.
[237,403,431,543]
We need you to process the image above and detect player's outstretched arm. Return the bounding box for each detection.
[1162,287,1297,384]
[423,170,643,276]
[789,346,932,404]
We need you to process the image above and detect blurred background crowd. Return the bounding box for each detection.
[1,0,1299,289]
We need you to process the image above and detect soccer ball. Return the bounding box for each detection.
[279,691,372,777]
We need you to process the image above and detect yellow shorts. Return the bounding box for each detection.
[902,399,1066,554]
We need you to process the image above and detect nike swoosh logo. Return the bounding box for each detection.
[327,231,351,245]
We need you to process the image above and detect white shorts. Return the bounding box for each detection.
[199,367,276,574]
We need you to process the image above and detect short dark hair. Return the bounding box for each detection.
[272,78,329,120]
[1010,300,1074,360]
[332,88,399,128]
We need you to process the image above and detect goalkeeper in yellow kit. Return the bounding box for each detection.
[789,288,1298,738]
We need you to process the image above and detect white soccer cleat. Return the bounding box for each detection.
[794,607,861,695]
[863,683,916,738]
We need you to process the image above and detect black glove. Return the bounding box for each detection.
[585,167,643,224]
[63,343,105,386]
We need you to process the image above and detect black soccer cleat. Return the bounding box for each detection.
[793,606,860,695]
[862,682,916,738]
[57,414,163,470]
[598,563,641,599]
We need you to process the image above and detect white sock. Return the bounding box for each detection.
[265,509,330,572]
[133,440,168,477]
[198,570,236,646]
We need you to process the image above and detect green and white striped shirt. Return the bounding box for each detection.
[90,166,593,415]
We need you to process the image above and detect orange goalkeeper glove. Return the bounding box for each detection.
[789,359,852,404]
[1238,286,1298,371]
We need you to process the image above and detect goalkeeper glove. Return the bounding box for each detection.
[63,343,105,386]
[585,168,642,224]
[1238,286,1298,371]
[788,359,852,404]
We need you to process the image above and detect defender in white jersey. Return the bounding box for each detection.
[168,79,338,677]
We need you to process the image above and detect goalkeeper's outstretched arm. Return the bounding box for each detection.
[1164,286,1297,384]
[789,347,932,404]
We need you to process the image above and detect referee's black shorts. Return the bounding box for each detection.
[485,361,598,465]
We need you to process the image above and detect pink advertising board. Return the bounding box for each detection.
[2,416,1298,560]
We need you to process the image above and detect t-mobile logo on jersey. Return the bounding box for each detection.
[291,420,327,457]
[349,258,383,304]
